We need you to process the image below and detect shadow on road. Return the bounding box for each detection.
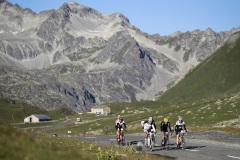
[184,145,206,150]
[127,140,206,151]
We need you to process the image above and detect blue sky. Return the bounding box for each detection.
[7,0,240,36]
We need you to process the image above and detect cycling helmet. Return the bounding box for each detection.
[117,115,121,119]
[178,116,182,121]
[164,118,168,123]
[148,117,153,123]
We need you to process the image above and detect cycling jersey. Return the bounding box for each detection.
[141,120,156,129]
[141,121,156,132]
[175,120,186,134]
[115,121,126,131]
[160,121,171,132]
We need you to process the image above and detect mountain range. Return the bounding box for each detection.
[0,1,239,112]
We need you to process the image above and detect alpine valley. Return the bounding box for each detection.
[0,1,239,111]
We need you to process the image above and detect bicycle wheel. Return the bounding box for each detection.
[177,136,182,148]
[181,136,185,149]
[146,136,151,151]
[117,140,120,145]
[149,138,153,151]
[166,135,169,150]
[121,135,125,146]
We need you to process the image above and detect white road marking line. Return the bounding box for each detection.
[227,155,240,159]
[84,137,97,139]
[109,139,116,141]
[185,149,199,152]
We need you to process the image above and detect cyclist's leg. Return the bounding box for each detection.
[148,132,151,146]
[116,131,120,144]
[119,130,122,141]
[122,130,124,139]
[120,130,125,145]
[144,130,148,146]
[164,132,167,146]
[161,132,164,145]
[116,129,120,140]
[176,133,179,145]
[149,132,152,147]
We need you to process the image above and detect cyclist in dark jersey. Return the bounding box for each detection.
[160,118,172,145]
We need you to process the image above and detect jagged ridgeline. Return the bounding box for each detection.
[0,1,239,111]
[159,32,240,105]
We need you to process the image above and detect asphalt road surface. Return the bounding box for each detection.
[79,134,240,160]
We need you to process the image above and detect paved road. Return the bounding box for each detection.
[79,134,240,160]
[41,119,240,160]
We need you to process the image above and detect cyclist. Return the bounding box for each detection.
[115,116,127,142]
[160,118,172,146]
[115,115,121,138]
[175,116,187,146]
[141,117,156,146]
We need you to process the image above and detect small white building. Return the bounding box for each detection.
[76,118,81,122]
[24,114,52,123]
[91,106,111,115]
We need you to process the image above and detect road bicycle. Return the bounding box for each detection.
[117,128,125,146]
[177,130,187,149]
[162,131,170,150]
[146,130,155,151]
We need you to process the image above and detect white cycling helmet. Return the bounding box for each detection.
[148,117,153,122]
[178,116,182,121]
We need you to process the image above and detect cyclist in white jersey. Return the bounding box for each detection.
[141,117,156,146]
[115,116,126,141]
[175,116,187,145]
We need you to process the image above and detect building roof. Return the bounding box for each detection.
[92,106,110,109]
[32,114,52,120]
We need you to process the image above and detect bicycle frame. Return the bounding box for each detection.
[163,132,169,149]
[147,131,155,151]
[117,129,125,146]
[178,130,186,149]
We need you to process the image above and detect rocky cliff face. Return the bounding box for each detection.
[0,1,239,111]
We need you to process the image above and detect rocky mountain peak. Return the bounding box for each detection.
[0,1,24,14]
[60,1,103,18]
[204,27,215,35]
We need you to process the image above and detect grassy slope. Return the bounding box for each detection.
[0,99,168,160]
[0,121,168,160]
[159,32,240,105]
[0,97,78,123]
[0,121,97,160]
[0,98,47,123]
